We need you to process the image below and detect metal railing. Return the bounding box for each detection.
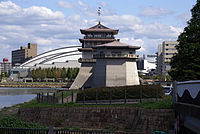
[93,54,139,59]
[77,88,161,104]
[0,127,145,134]
[78,58,96,63]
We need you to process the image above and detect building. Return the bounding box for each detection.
[70,22,140,89]
[137,55,156,75]
[20,46,81,69]
[70,22,119,89]
[0,58,12,75]
[92,41,140,87]
[156,41,178,75]
[12,43,37,66]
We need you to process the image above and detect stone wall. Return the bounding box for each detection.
[18,107,175,134]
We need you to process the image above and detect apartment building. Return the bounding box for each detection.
[12,43,37,66]
[156,41,178,75]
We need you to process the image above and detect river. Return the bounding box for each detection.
[0,87,64,109]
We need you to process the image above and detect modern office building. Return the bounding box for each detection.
[71,22,140,89]
[0,58,12,75]
[12,43,37,66]
[156,41,178,75]
[137,54,156,75]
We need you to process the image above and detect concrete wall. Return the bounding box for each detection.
[93,59,106,88]
[18,107,175,134]
[70,63,94,89]
[126,60,139,85]
[106,59,126,87]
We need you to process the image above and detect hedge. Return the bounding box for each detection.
[77,85,164,101]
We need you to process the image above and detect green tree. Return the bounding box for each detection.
[61,68,67,81]
[169,0,200,81]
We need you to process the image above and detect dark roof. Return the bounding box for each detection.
[79,38,116,43]
[80,22,119,35]
[78,48,93,52]
[92,41,141,49]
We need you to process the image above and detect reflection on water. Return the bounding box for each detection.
[0,87,59,109]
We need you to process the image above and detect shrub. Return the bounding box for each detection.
[0,116,45,128]
[77,85,164,101]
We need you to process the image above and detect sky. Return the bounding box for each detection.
[0,0,197,61]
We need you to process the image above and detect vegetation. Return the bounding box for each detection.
[56,90,78,100]
[0,116,45,128]
[169,0,200,81]
[77,85,164,101]
[19,96,172,109]
[29,67,79,81]
[134,96,172,109]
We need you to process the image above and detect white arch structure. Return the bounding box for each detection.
[20,46,81,68]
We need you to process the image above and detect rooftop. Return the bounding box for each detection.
[93,41,141,49]
[80,22,119,35]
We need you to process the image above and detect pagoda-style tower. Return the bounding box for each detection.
[70,23,119,89]
[78,22,119,62]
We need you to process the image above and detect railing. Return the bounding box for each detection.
[0,127,48,134]
[78,58,96,63]
[37,91,76,104]
[77,88,161,105]
[93,54,139,59]
[0,127,145,134]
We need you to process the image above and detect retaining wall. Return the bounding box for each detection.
[18,107,175,134]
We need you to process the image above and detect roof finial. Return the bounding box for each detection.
[97,7,101,24]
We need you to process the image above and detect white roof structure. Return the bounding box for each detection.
[20,46,81,68]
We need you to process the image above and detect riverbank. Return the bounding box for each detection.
[0,82,67,88]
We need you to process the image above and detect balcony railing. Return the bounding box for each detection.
[78,58,96,63]
[93,54,139,59]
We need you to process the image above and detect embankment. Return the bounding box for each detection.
[18,107,175,133]
[0,82,67,88]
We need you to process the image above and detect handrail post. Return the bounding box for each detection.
[62,92,64,104]
[83,90,85,104]
[96,89,98,105]
[140,88,142,102]
[48,126,54,134]
[156,88,158,101]
[124,88,127,104]
[71,90,74,102]
[110,88,112,104]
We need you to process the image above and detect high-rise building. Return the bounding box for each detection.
[0,58,12,75]
[12,43,37,66]
[156,41,178,75]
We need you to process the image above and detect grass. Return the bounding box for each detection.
[56,90,78,100]
[19,96,172,109]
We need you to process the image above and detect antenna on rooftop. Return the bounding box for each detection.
[97,7,101,24]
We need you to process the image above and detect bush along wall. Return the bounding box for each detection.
[77,85,164,101]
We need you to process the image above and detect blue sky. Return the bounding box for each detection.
[0,0,197,61]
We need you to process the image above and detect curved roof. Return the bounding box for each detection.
[93,41,141,49]
[20,46,81,67]
[80,22,118,35]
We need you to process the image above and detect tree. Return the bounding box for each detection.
[169,0,200,81]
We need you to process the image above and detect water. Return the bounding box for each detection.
[0,87,63,109]
[0,94,36,109]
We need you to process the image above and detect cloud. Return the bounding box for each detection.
[57,1,74,9]
[177,13,191,24]
[0,1,183,60]
[57,0,116,17]
[140,6,173,17]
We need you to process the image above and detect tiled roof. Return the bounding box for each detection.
[80,22,118,34]
[93,41,141,49]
